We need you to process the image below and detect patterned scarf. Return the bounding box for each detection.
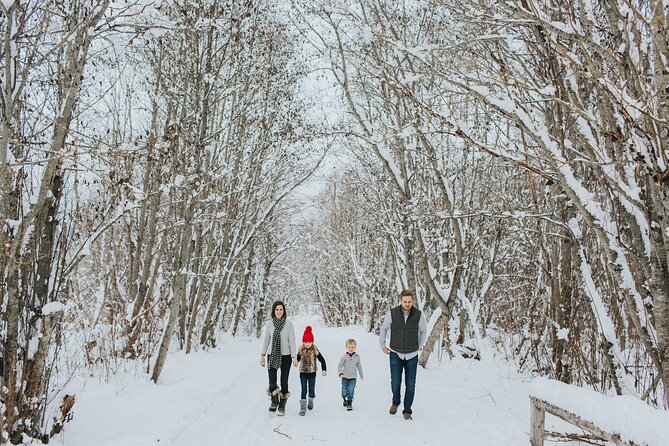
[299,345,320,373]
[269,316,286,369]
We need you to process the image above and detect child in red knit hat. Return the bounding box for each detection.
[296,326,327,416]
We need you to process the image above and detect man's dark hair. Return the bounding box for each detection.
[399,289,414,299]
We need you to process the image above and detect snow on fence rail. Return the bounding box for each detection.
[529,378,669,446]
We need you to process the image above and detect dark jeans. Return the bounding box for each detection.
[390,351,418,414]
[300,373,316,399]
[341,378,357,401]
[268,355,292,394]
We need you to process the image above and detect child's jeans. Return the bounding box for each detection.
[300,373,316,399]
[341,377,356,401]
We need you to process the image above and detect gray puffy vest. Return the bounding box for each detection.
[389,305,421,353]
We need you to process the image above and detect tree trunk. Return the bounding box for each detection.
[648,180,669,407]
[232,241,255,336]
[420,312,447,367]
[151,223,192,383]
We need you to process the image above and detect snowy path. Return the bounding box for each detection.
[59,317,533,446]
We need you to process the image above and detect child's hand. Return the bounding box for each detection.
[260,355,265,367]
[338,373,343,378]
[322,371,327,377]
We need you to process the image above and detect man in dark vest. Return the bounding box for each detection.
[379,289,427,420]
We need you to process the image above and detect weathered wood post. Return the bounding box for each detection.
[529,397,545,446]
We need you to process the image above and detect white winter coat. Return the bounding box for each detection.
[261,319,297,357]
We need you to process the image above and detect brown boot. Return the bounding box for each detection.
[277,392,290,416]
[403,412,412,420]
[389,404,398,415]
[267,388,280,412]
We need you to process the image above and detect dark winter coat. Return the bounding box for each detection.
[390,305,422,353]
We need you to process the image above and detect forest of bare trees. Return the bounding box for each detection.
[1,0,667,443]
[296,0,668,408]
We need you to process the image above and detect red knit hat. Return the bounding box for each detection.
[302,325,314,343]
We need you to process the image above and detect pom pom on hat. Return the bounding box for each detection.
[302,325,314,343]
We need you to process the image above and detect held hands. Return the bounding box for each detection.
[260,356,298,367]
[382,347,390,354]
[322,371,327,377]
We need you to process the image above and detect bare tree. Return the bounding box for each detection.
[0,0,152,440]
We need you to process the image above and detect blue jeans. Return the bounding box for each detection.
[341,378,356,401]
[300,373,316,399]
[390,352,418,414]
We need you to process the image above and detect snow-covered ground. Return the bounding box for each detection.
[56,317,536,446]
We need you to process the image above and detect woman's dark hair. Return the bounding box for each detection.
[271,300,286,319]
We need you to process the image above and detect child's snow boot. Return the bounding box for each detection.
[347,399,353,411]
[267,388,280,412]
[299,399,307,416]
[342,397,348,407]
[277,392,290,416]
[307,396,314,410]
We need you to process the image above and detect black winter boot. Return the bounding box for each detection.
[347,399,353,411]
[268,388,280,412]
[277,392,290,416]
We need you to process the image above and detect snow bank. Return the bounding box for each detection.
[529,378,669,445]
[57,320,534,446]
[42,301,65,315]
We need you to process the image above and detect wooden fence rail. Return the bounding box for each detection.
[530,396,636,446]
